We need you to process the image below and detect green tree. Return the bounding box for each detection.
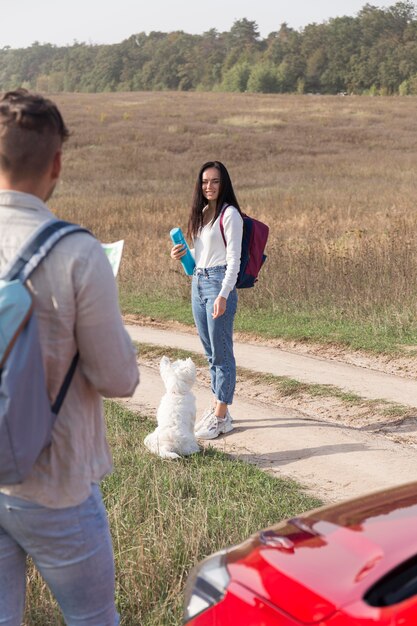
[221,62,251,91]
[305,46,327,92]
[224,18,263,68]
[247,62,281,92]
[321,17,361,93]
[265,23,301,65]
[264,23,304,92]
[194,29,227,89]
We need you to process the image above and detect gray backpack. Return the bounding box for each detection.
[0,219,89,484]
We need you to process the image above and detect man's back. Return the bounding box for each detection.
[0,190,138,507]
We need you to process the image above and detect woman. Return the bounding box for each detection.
[171,161,243,440]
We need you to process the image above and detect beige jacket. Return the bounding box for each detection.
[0,191,139,507]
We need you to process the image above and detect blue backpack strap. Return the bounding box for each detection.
[3,219,92,416]
[3,219,90,283]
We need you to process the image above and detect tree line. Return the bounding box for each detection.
[1,2,417,95]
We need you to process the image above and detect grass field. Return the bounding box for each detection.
[51,91,417,352]
[24,402,321,625]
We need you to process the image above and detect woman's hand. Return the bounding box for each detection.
[212,296,226,319]
[170,243,186,260]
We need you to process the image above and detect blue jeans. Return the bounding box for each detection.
[191,266,238,405]
[0,484,119,626]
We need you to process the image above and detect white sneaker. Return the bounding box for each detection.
[195,409,234,440]
[194,407,215,433]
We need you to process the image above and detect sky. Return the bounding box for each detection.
[2,0,395,49]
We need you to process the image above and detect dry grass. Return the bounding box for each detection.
[51,91,417,341]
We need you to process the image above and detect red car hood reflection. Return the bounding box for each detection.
[226,483,417,624]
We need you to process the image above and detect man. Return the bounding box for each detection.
[0,89,139,625]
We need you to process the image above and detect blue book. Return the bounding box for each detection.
[170,228,195,276]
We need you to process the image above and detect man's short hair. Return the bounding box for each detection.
[0,89,69,182]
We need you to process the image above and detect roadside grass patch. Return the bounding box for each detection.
[243,372,362,403]
[120,290,194,326]
[380,404,412,418]
[235,305,417,354]
[138,342,207,368]
[24,401,320,626]
[123,289,417,355]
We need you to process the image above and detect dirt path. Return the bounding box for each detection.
[124,323,417,503]
[127,324,417,407]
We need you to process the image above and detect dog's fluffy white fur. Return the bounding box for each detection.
[144,356,200,459]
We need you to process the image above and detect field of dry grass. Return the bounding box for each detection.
[52,91,417,349]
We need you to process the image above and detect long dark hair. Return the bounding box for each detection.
[187,161,242,239]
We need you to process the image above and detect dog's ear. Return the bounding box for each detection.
[160,355,171,374]
[182,358,196,380]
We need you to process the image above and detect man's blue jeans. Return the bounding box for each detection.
[191,266,238,405]
[0,484,119,626]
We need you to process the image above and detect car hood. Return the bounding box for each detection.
[226,482,417,624]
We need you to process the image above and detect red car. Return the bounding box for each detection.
[183,482,417,625]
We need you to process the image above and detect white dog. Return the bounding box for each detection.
[144,356,201,459]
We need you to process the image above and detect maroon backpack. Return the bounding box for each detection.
[220,207,269,289]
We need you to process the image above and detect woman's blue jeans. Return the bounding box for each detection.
[191,266,238,405]
[0,484,119,626]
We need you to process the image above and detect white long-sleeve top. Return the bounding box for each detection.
[192,204,243,299]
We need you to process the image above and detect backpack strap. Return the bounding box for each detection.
[2,218,92,416]
[2,219,90,283]
[51,352,79,415]
[219,205,229,247]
